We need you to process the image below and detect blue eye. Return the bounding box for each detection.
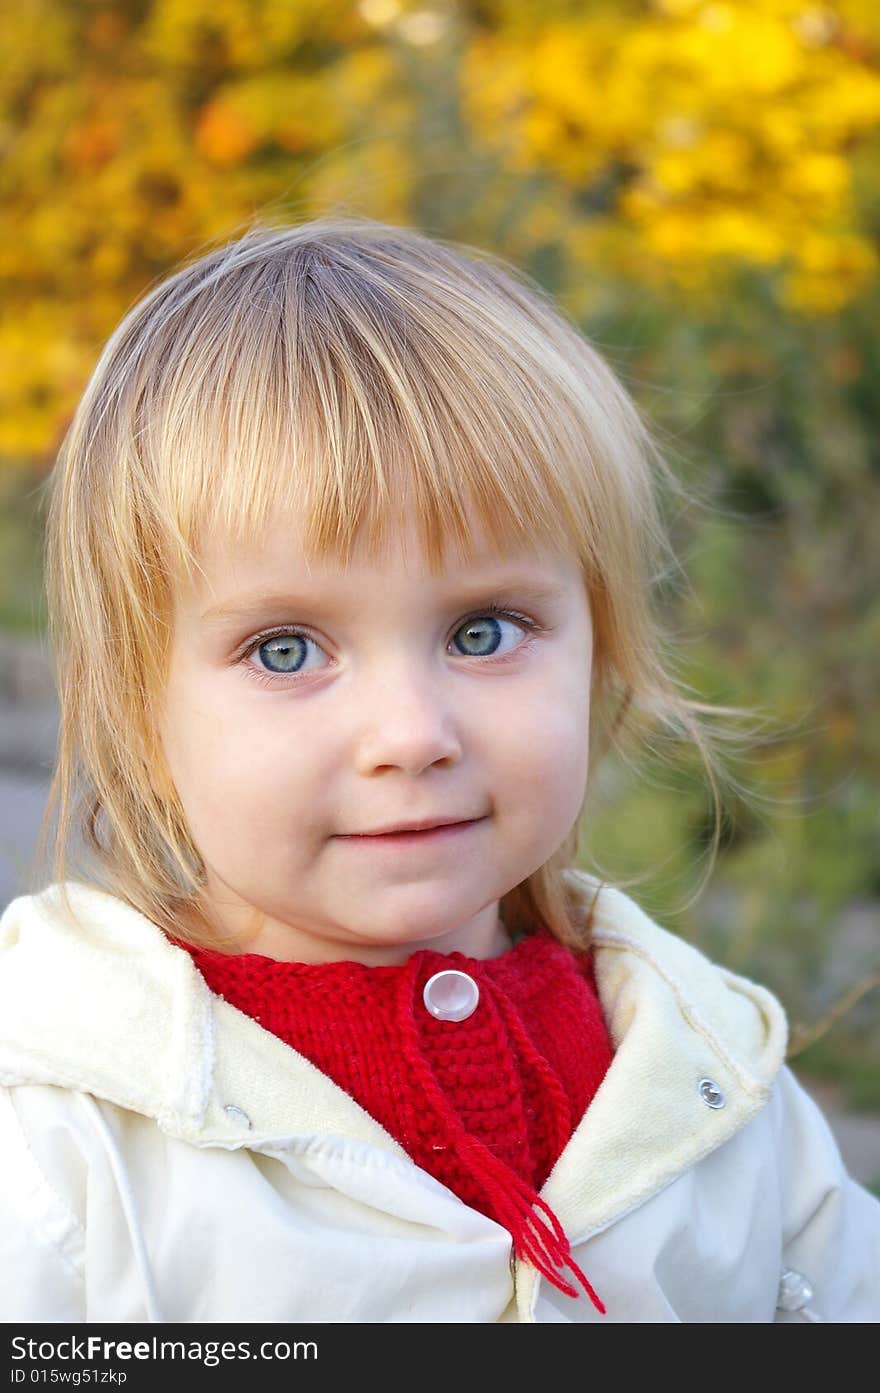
[256,633,310,675]
[452,612,525,658]
[249,631,326,679]
[240,605,541,687]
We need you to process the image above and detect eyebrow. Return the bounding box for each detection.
[199,576,569,624]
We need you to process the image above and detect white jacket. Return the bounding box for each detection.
[0,875,878,1324]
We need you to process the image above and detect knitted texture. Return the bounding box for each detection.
[174,925,614,1310]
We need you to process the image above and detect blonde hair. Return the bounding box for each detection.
[36,214,763,950]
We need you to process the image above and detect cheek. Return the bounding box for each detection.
[157,674,246,826]
[489,670,591,796]
[160,679,322,850]
[532,681,591,837]
[536,709,590,811]
[164,736,280,870]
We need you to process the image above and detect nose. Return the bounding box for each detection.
[352,663,463,776]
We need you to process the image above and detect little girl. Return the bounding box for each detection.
[1,216,877,1324]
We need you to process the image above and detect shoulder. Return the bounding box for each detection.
[0,1083,89,1287]
[1,879,170,953]
[765,1066,880,1319]
[0,882,213,1125]
[563,869,789,1090]
[0,1081,168,1322]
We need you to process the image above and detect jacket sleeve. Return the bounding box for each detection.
[772,1064,880,1322]
[0,1085,87,1320]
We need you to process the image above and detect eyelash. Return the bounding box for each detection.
[238,605,545,688]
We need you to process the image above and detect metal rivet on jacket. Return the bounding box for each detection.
[697,1077,725,1109]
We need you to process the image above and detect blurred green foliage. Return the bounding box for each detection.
[574,269,879,1090]
[0,467,47,635]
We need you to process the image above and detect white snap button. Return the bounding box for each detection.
[777,1268,815,1312]
[697,1077,725,1109]
[422,970,480,1022]
[224,1104,253,1129]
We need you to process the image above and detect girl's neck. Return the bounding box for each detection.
[172,901,516,966]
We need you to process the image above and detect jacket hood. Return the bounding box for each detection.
[0,879,408,1153]
[0,874,788,1191]
[554,875,789,1243]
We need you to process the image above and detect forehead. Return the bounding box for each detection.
[180,505,585,620]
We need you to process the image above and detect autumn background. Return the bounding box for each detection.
[1,0,878,1128]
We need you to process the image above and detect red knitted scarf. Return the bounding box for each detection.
[173,925,614,1312]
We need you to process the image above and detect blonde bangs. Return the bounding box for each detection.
[133,221,633,595]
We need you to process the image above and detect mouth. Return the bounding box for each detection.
[337,818,484,846]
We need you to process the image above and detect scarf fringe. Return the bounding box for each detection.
[454,1130,606,1313]
[399,960,606,1316]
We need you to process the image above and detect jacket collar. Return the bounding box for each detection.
[545,880,788,1237]
[0,879,406,1153]
[0,875,787,1193]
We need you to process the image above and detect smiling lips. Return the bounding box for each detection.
[339,818,483,845]
[353,815,480,836]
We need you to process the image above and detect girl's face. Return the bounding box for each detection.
[158,507,593,964]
